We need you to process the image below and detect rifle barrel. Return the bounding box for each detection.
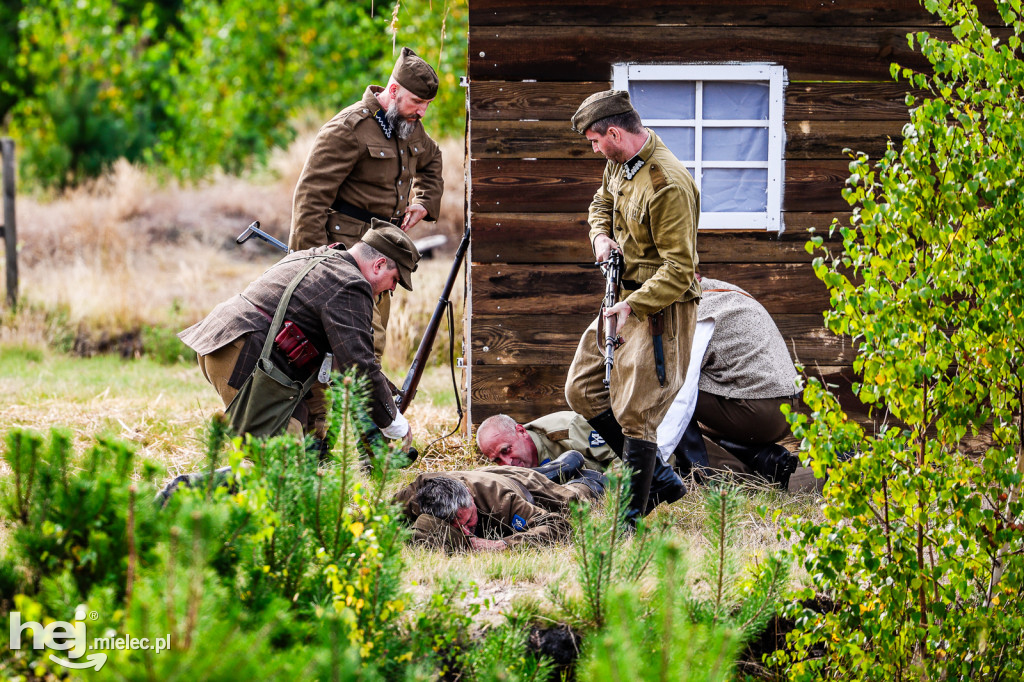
[398,227,470,413]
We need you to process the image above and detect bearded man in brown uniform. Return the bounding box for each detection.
[289,47,444,438]
[394,468,602,552]
[564,90,700,524]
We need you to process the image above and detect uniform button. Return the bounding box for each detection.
[400,150,404,155]
[380,151,385,157]
[398,180,403,185]
[334,226,340,231]
[402,166,406,171]
[362,108,368,113]
[400,195,404,200]
[414,147,418,152]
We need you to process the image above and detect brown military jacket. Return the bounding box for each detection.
[289,86,444,252]
[177,246,399,429]
[588,129,701,320]
[394,467,596,551]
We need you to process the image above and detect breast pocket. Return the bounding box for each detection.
[365,143,397,184]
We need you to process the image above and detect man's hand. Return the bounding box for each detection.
[593,233,620,263]
[468,536,508,551]
[603,300,632,339]
[401,204,429,232]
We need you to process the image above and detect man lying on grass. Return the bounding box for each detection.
[393,466,604,552]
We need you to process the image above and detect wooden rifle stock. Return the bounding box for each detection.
[397,227,470,413]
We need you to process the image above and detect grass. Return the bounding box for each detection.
[0,133,825,643]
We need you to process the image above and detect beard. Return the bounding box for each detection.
[385,100,419,140]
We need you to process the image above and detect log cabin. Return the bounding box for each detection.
[462,0,997,427]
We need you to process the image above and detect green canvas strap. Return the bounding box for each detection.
[258,251,342,392]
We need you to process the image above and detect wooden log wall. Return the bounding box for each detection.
[465,0,998,425]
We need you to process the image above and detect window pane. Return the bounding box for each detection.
[629,81,695,119]
[652,126,695,161]
[703,81,769,120]
[703,127,768,161]
[701,169,767,212]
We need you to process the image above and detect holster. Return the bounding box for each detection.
[648,311,666,386]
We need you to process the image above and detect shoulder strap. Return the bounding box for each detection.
[259,252,342,361]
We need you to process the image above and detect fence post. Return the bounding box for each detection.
[1,138,16,308]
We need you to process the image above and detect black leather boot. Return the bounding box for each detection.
[720,440,799,489]
[586,408,625,457]
[566,468,607,497]
[532,449,585,483]
[645,457,687,514]
[622,436,657,525]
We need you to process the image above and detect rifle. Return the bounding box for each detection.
[598,250,624,387]
[396,225,470,413]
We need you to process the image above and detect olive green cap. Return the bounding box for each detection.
[362,220,421,291]
[571,89,635,134]
[392,47,439,100]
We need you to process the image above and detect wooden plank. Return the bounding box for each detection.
[471,313,855,366]
[1,139,16,309]
[471,364,865,426]
[470,262,829,315]
[470,365,572,413]
[471,119,905,160]
[471,159,852,213]
[471,81,917,122]
[471,314,593,365]
[468,26,937,81]
[471,212,847,264]
[469,0,991,27]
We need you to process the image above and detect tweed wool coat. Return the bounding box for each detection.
[178,246,399,429]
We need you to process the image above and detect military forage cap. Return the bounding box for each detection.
[571,89,635,134]
[362,219,421,291]
[392,46,439,100]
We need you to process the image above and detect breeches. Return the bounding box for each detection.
[565,299,697,441]
[197,337,304,437]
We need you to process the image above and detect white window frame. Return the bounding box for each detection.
[613,63,786,231]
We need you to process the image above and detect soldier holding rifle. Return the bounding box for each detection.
[564,90,701,525]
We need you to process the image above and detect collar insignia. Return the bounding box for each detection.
[373,109,393,139]
[622,153,645,180]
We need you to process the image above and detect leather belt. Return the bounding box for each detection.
[329,198,402,227]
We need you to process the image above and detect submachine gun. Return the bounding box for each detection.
[598,250,624,387]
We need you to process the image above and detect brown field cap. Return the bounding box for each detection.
[363,219,421,290]
[393,46,439,100]
[571,89,635,134]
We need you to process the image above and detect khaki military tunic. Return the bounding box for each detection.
[394,467,596,552]
[289,86,443,252]
[524,410,616,470]
[566,130,700,441]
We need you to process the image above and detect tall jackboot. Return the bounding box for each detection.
[622,436,658,526]
[586,408,625,457]
[532,449,585,483]
[645,458,687,515]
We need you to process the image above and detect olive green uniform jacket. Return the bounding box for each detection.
[566,130,701,440]
[394,467,596,552]
[524,410,616,471]
[289,86,444,252]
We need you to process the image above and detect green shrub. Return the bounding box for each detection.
[774,1,1024,678]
